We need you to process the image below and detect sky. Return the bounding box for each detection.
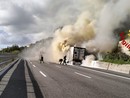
[0,0,91,49]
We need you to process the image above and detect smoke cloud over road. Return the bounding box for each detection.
[21,0,130,63]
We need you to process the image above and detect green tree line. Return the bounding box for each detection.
[0,45,25,54]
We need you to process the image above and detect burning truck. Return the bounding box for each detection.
[66,47,90,65]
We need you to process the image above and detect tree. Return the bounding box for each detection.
[0,44,26,53]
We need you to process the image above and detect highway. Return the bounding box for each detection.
[29,61,130,98]
[0,59,130,98]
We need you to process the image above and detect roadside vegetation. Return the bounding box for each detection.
[102,30,130,64]
[102,47,130,64]
[0,45,26,54]
[103,52,130,64]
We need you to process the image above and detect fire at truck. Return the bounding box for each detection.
[66,47,89,65]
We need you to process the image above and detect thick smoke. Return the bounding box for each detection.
[85,0,130,53]
[50,0,130,62]
[22,0,130,63]
[20,37,53,61]
[81,55,95,67]
[50,12,95,62]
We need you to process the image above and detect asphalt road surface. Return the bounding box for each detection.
[29,61,130,98]
[0,59,130,98]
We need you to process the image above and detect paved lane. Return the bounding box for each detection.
[0,59,27,98]
[0,59,42,98]
[28,61,130,98]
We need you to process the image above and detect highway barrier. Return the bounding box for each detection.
[91,61,130,74]
[0,59,19,81]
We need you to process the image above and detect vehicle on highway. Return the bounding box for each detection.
[66,47,88,65]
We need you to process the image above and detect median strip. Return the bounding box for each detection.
[75,72,91,79]
[26,61,44,98]
[24,60,36,98]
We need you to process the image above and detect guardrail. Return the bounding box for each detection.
[0,59,12,65]
[0,59,19,81]
[0,59,14,71]
[0,54,17,62]
[0,54,17,72]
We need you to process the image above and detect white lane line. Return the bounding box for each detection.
[39,71,47,77]
[75,72,91,79]
[33,65,36,67]
[90,69,130,80]
[72,65,130,80]
[56,65,61,68]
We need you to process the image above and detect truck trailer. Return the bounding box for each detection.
[66,47,88,65]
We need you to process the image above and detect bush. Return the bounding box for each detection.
[102,52,130,64]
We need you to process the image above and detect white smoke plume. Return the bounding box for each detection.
[85,0,130,53]
[50,0,130,62]
[22,0,130,63]
[81,55,96,67]
[20,37,53,61]
[50,12,95,62]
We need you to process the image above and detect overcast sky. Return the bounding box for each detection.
[0,0,76,49]
[0,0,107,49]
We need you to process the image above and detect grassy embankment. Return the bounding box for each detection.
[102,52,130,64]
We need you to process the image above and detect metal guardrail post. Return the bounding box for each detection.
[107,63,110,70]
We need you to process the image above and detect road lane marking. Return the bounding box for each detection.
[39,71,47,77]
[75,72,91,79]
[30,62,32,64]
[56,65,61,68]
[90,69,130,80]
[72,65,130,80]
[33,65,36,67]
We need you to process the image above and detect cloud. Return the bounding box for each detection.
[0,0,107,47]
[0,30,32,46]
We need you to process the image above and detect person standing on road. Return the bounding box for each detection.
[40,55,44,63]
[63,55,67,65]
